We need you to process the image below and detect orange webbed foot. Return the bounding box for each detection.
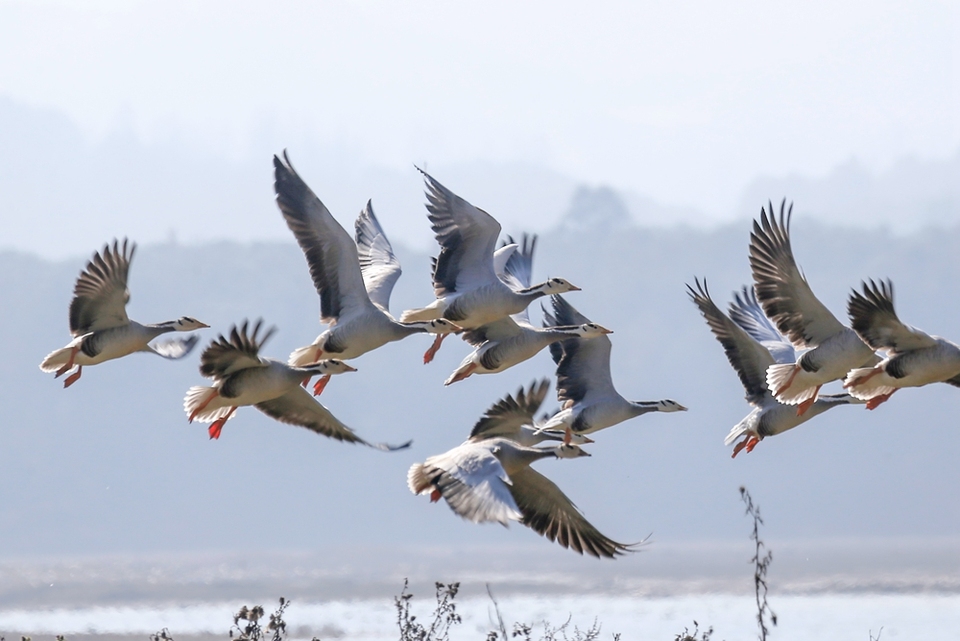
[62,366,82,388]
[866,390,896,410]
[313,374,331,396]
[423,333,447,364]
[430,488,442,503]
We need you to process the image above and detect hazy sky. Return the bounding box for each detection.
[1,0,957,220]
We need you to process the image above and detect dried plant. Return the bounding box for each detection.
[674,621,713,641]
[741,486,777,641]
[395,579,463,641]
[229,597,290,641]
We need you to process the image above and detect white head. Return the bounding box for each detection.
[555,443,591,459]
[657,399,687,413]
[173,316,210,331]
[539,278,581,294]
[424,319,462,335]
[571,322,613,338]
[312,359,358,375]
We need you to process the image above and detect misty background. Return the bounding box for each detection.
[1,0,960,612]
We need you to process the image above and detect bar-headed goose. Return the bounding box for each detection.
[844,279,960,409]
[536,296,686,437]
[689,280,864,457]
[408,386,634,558]
[40,239,208,388]
[749,200,877,414]
[468,379,594,446]
[274,153,460,393]
[184,319,409,450]
[400,170,580,362]
[445,235,612,385]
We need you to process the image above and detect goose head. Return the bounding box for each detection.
[538,278,581,295]
[653,399,687,413]
[424,319,463,335]
[571,322,613,338]
[555,443,591,459]
[173,316,210,331]
[309,359,358,376]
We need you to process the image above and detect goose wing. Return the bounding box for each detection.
[355,201,402,313]
[274,152,374,323]
[150,335,201,360]
[749,201,846,348]
[411,443,522,524]
[544,295,614,405]
[69,239,134,335]
[199,320,275,380]
[848,279,937,352]
[255,386,410,450]
[420,169,501,296]
[499,234,536,325]
[727,285,797,365]
[469,379,550,441]
[687,279,775,405]
[509,467,634,558]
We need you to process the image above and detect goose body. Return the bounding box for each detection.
[184,319,409,451]
[39,239,208,387]
[536,295,686,437]
[689,280,864,457]
[844,280,960,408]
[274,153,459,382]
[749,201,877,414]
[408,384,633,558]
[400,170,579,361]
[445,236,611,385]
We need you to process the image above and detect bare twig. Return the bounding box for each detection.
[741,486,777,641]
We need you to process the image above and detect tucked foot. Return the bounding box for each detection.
[423,333,447,364]
[189,388,220,423]
[773,365,800,397]
[795,385,821,416]
[430,488,442,503]
[314,347,324,363]
[55,346,80,378]
[313,374,331,396]
[731,435,760,458]
[62,366,82,388]
[844,368,881,389]
[866,390,896,410]
[444,363,477,385]
[207,407,236,440]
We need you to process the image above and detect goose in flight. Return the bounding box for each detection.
[40,239,208,387]
[688,280,864,457]
[749,200,877,415]
[184,319,409,450]
[844,279,960,409]
[273,153,461,394]
[536,295,686,437]
[467,378,594,446]
[408,386,634,558]
[445,235,612,385]
[400,170,580,362]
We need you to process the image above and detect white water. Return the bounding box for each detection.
[2,594,957,640]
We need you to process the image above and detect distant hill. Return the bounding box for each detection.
[3,217,960,563]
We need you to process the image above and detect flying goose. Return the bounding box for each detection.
[689,280,865,457]
[184,319,409,450]
[468,378,594,446]
[749,200,877,414]
[536,295,686,437]
[844,279,960,408]
[400,170,580,362]
[40,239,208,387]
[408,386,634,558]
[445,235,612,385]
[274,153,461,394]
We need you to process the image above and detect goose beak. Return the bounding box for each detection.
[598,326,613,334]
[582,436,596,444]
[450,323,465,334]
[569,284,582,291]
[343,364,358,373]
[579,449,592,457]
[198,322,211,329]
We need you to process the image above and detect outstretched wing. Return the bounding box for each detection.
[69,238,135,335]
[687,279,776,405]
[256,387,410,450]
[420,169,501,296]
[199,319,275,380]
[727,285,797,365]
[510,467,636,558]
[848,279,936,353]
[150,335,200,360]
[355,201,402,312]
[274,152,374,323]
[544,295,614,404]
[749,201,846,348]
[469,379,550,441]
